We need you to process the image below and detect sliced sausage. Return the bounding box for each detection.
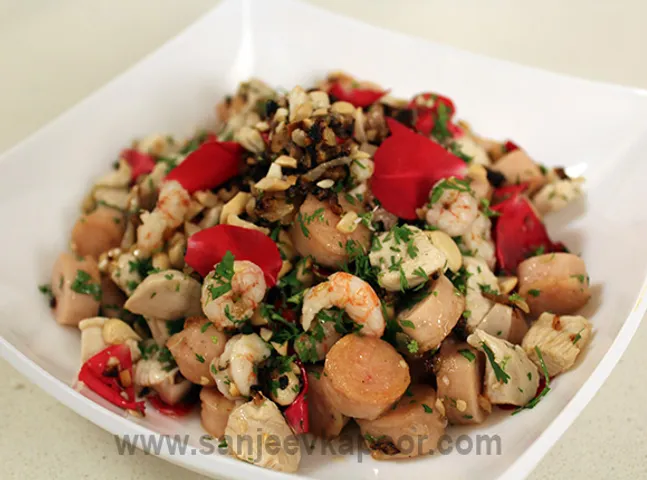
[322,334,410,420]
[167,317,228,386]
[289,195,371,269]
[200,387,236,438]
[434,340,489,425]
[307,366,349,439]
[51,253,101,326]
[71,205,125,258]
[517,253,590,316]
[356,384,447,459]
[397,275,465,353]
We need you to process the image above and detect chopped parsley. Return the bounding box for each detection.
[458,349,476,363]
[70,270,102,301]
[208,251,235,300]
[528,289,541,297]
[200,322,212,333]
[512,347,551,415]
[479,198,500,218]
[296,208,325,238]
[422,404,433,414]
[407,339,419,354]
[530,245,546,257]
[572,328,585,345]
[428,178,473,206]
[481,342,510,384]
[195,353,205,363]
[570,274,586,284]
[38,284,53,299]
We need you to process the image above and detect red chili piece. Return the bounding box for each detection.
[121,149,156,181]
[371,118,467,219]
[148,395,196,417]
[184,224,282,287]
[328,81,386,108]
[78,344,145,413]
[504,140,520,153]
[407,92,456,137]
[283,360,310,434]
[165,141,243,194]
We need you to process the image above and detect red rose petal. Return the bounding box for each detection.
[371,118,467,219]
[328,81,387,108]
[121,149,156,181]
[492,193,564,273]
[165,141,242,194]
[184,225,282,287]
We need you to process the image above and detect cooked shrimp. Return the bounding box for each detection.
[461,212,496,269]
[212,333,271,398]
[137,180,191,255]
[425,181,479,237]
[201,260,267,330]
[301,272,384,337]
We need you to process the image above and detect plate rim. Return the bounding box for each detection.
[2,0,647,479]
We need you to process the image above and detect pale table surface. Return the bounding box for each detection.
[1,1,646,479]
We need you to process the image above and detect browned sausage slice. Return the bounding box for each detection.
[307,366,349,439]
[356,384,447,459]
[71,206,125,258]
[517,253,590,316]
[434,340,490,425]
[200,387,237,438]
[51,253,101,326]
[322,334,410,420]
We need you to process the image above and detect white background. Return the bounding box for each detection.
[0,1,646,478]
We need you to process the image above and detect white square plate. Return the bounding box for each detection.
[2,0,647,479]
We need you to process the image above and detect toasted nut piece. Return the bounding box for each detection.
[336,211,359,233]
[260,328,273,342]
[267,163,283,179]
[198,205,222,230]
[194,190,221,208]
[467,163,488,183]
[254,177,293,192]
[271,341,289,356]
[226,213,270,235]
[221,192,252,224]
[184,222,200,237]
[274,155,298,168]
[278,260,293,279]
[185,199,205,221]
[168,233,186,269]
[511,296,530,314]
[292,103,313,123]
[316,179,335,189]
[498,276,518,294]
[250,309,268,326]
[425,230,462,272]
[291,129,308,147]
[331,101,355,115]
[309,91,330,110]
[235,126,265,153]
[102,318,142,345]
[312,108,328,117]
[152,252,171,271]
[255,121,270,132]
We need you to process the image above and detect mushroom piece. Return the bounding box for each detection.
[166,317,228,386]
[532,178,584,215]
[200,387,237,438]
[356,384,447,459]
[71,205,125,258]
[491,150,545,192]
[397,275,465,353]
[51,253,101,327]
[463,257,499,329]
[434,340,489,425]
[153,376,194,406]
[124,269,202,320]
[467,329,539,407]
[369,226,447,292]
[225,396,301,473]
[477,303,528,345]
[289,195,371,269]
[268,361,302,407]
[522,312,592,377]
[99,275,126,318]
[517,253,590,316]
[307,366,349,439]
[321,334,410,420]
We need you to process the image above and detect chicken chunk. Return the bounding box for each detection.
[369,225,446,292]
[467,329,539,407]
[522,312,592,377]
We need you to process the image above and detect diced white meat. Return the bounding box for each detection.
[463,257,499,328]
[369,225,446,292]
[467,329,539,407]
[522,313,592,377]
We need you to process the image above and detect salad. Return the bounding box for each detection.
[39,72,592,472]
